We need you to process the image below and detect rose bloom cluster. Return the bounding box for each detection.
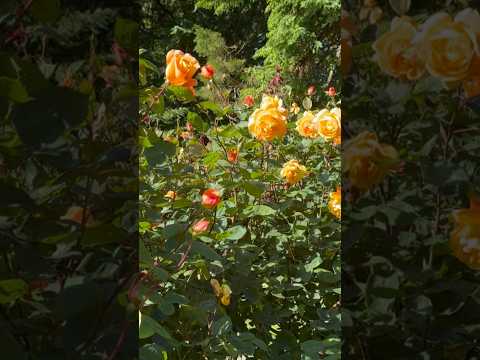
[373,8,480,98]
[296,108,341,145]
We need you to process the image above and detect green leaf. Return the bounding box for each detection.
[151,96,164,115]
[0,326,28,360]
[198,101,224,116]
[187,111,207,131]
[0,279,28,304]
[212,315,232,336]
[167,85,195,102]
[203,151,222,169]
[242,181,266,197]
[144,140,176,167]
[0,77,30,103]
[191,241,222,261]
[243,205,276,217]
[139,314,175,341]
[217,225,247,241]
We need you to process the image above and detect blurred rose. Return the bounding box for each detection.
[328,187,341,219]
[373,16,425,80]
[414,9,480,82]
[164,191,177,200]
[296,111,319,138]
[244,95,254,107]
[202,189,221,209]
[186,122,194,132]
[201,64,215,79]
[326,87,337,97]
[248,95,288,141]
[211,279,231,306]
[192,219,210,234]
[165,49,200,94]
[61,206,95,227]
[281,160,309,185]
[343,131,399,190]
[315,108,341,144]
[307,85,316,96]
[290,102,300,115]
[227,149,238,163]
[450,194,480,269]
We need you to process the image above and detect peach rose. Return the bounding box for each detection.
[164,190,177,200]
[280,160,309,185]
[315,108,341,144]
[248,95,288,141]
[165,49,200,94]
[328,187,341,219]
[373,16,425,80]
[192,219,210,234]
[201,188,221,209]
[201,64,215,79]
[449,195,480,269]
[296,111,319,138]
[343,131,399,190]
[414,9,480,82]
[290,102,300,115]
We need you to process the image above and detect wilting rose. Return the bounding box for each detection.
[243,95,254,107]
[328,187,341,219]
[227,149,238,163]
[290,102,300,115]
[248,95,288,141]
[192,219,210,234]
[281,160,309,185]
[201,189,221,209]
[165,49,200,94]
[373,16,425,80]
[210,278,232,306]
[315,108,341,144]
[449,195,480,269]
[61,206,95,227]
[201,64,215,79]
[343,131,399,190]
[296,111,319,138]
[414,9,480,82]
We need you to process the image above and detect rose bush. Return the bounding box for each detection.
[138,46,341,358]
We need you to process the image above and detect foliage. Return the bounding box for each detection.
[342,0,480,358]
[0,1,138,358]
[139,1,341,356]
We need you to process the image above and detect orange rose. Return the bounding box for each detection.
[248,95,288,141]
[296,111,319,138]
[243,95,254,107]
[164,190,177,200]
[449,195,480,269]
[280,160,308,185]
[343,131,399,190]
[201,188,221,209]
[192,219,210,234]
[315,108,341,144]
[373,17,425,80]
[328,187,341,219]
[61,206,95,227]
[227,149,238,163]
[414,9,480,82]
[165,49,200,94]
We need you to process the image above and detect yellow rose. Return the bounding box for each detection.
[210,279,232,306]
[280,159,308,185]
[165,49,200,94]
[414,9,480,82]
[315,108,341,144]
[449,195,480,269]
[328,187,341,219]
[343,131,399,190]
[248,95,288,141]
[373,16,425,80]
[296,111,319,138]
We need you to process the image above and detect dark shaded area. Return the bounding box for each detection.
[0,1,139,358]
